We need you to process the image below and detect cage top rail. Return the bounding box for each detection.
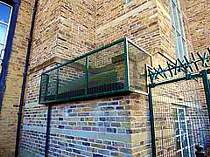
[42,37,150,75]
[147,48,210,85]
[39,37,151,104]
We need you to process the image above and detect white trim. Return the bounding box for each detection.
[0,1,12,7]
[0,20,10,25]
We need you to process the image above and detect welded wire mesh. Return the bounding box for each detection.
[39,41,126,103]
[151,78,210,157]
[39,38,151,104]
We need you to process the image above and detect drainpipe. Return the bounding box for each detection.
[45,105,52,157]
[15,0,38,156]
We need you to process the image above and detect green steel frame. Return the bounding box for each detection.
[39,37,150,104]
[147,49,210,86]
[148,70,210,157]
[147,48,210,157]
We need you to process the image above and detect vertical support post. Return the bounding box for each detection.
[45,105,52,157]
[56,64,59,99]
[44,74,49,102]
[124,38,130,90]
[201,70,210,121]
[148,85,156,157]
[39,73,49,104]
[85,56,89,95]
[39,74,44,104]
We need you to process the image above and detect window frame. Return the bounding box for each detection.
[0,1,13,61]
[173,107,192,157]
[0,0,20,111]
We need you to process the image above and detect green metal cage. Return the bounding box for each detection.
[39,38,151,104]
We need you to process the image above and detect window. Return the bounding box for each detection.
[0,1,12,68]
[173,108,192,157]
[170,0,187,61]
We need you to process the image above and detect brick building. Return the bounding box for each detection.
[0,0,209,157]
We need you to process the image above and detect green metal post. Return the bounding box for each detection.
[44,74,49,102]
[39,74,44,104]
[124,38,130,90]
[39,73,49,103]
[56,65,59,99]
[85,57,89,95]
[148,85,156,157]
[201,70,210,121]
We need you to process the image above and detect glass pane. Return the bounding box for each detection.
[0,23,7,44]
[181,135,188,148]
[174,31,182,59]
[180,122,186,133]
[0,2,12,23]
[187,121,192,133]
[188,135,193,146]
[178,109,185,121]
[176,136,181,150]
[190,147,195,157]
[172,108,178,120]
[177,36,185,61]
[176,10,182,33]
[172,5,181,32]
[171,0,188,60]
[183,148,190,157]
[175,121,179,135]
[172,3,177,27]
[179,12,185,37]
